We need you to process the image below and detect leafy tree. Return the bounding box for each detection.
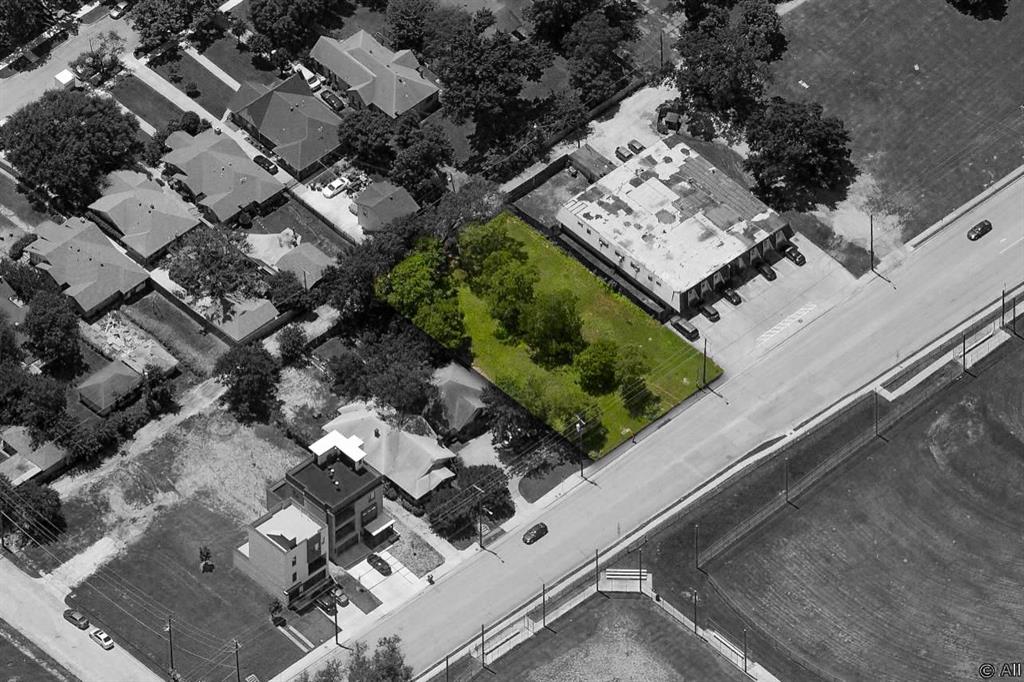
[525,0,603,47]
[483,384,569,473]
[347,636,413,682]
[385,0,437,52]
[188,0,223,48]
[375,239,448,316]
[457,220,527,282]
[522,290,585,366]
[20,373,67,441]
[574,339,620,394]
[430,177,503,245]
[247,32,274,56]
[0,260,55,302]
[736,0,787,63]
[214,344,280,422]
[69,31,126,85]
[337,108,397,171]
[278,324,307,366]
[674,6,773,140]
[131,0,217,52]
[424,487,464,535]
[564,11,629,103]
[0,0,47,54]
[433,13,552,135]
[328,347,366,398]
[482,259,538,336]
[427,465,512,537]
[946,0,1011,20]
[411,293,465,350]
[0,90,139,208]
[421,5,473,59]
[0,312,22,366]
[744,96,857,212]
[389,123,454,200]
[616,343,655,416]
[268,270,309,310]
[356,321,440,414]
[227,14,248,44]
[167,226,264,306]
[249,0,327,56]
[24,291,81,370]
[0,474,66,544]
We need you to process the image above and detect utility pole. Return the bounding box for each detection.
[594,549,600,594]
[576,415,585,477]
[692,591,698,635]
[233,640,241,682]
[480,625,486,669]
[743,628,748,673]
[166,615,175,673]
[869,214,875,273]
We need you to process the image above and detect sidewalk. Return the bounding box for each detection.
[182,44,240,90]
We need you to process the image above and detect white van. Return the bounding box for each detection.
[295,64,322,92]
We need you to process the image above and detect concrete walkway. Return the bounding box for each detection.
[182,44,240,90]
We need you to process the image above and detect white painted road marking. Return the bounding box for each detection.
[756,303,818,347]
[999,235,1024,253]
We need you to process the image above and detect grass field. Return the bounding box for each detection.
[457,213,718,456]
[452,595,747,681]
[773,0,1024,239]
[707,341,1024,681]
[152,50,235,119]
[109,75,185,131]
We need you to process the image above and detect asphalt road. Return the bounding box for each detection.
[281,173,1024,679]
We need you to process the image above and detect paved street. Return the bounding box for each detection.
[277,173,1024,679]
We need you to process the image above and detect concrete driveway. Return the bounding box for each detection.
[0,12,140,120]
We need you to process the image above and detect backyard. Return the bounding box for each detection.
[773,0,1024,240]
[251,197,355,259]
[457,213,717,456]
[109,74,185,131]
[124,291,229,376]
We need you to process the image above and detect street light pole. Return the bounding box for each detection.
[233,640,241,682]
[869,214,875,273]
[166,615,175,673]
[575,415,585,478]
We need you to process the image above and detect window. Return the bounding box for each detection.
[291,557,296,566]
[291,572,297,583]
[360,503,378,527]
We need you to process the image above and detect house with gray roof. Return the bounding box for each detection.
[350,181,420,234]
[310,31,439,119]
[162,129,285,224]
[26,218,149,319]
[77,359,143,416]
[229,74,343,179]
[88,170,201,264]
[275,242,333,289]
[0,426,68,487]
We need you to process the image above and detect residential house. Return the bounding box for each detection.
[430,362,489,441]
[218,299,282,346]
[76,359,143,417]
[322,403,456,504]
[309,31,439,119]
[267,430,389,567]
[0,426,68,486]
[88,170,201,265]
[229,75,343,180]
[26,218,148,319]
[162,129,285,224]
[234,501,332,611]
[275,243,333,289]
[350,181,419,234]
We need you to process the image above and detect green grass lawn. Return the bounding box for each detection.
[458,213,718,456]
[151,50,235,119]
[773,0,1024,238]
[201,34,281,87]
[109,75,185,131]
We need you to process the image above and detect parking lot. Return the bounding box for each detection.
[680,234,858,375]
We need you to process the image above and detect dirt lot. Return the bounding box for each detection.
[437,595,746,682]
[708,341,1024,682]
[124,291,229,376]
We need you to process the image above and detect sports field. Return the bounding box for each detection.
[708,341,1024,681]
[774,0,1024,239]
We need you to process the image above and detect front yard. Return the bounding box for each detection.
[200,34,281,87]
[151,50,236,119]
[108,75,185,131]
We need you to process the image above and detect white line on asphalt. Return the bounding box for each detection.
[999,235,1024,253]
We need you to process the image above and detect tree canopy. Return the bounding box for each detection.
[744,96,857,212]
[0,474,66,544]
[0,0,47,53]
[564,10,630,103]
[24,291,82,371]
[522,290,586,366]
[574,339,620,394]
[249,0,328,56]
[167,226,264,308]
[385,0,437,53]
[277,324,307,366]
[0,90,139,208]
[131,0,218,52]
[214,345,280,422]
[337,108,398,171]
[946,0,1012,20]
[427,464,513,537]
[389,123,454,200]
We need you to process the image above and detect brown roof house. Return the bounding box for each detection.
[350,181,419,234]
[0,426,68,487]
[322,402,456,503]
[309,31,439,118]
[229,75,343,180]
[430,362,489,441]
[88,170,201,264]
[162,129,284,224]
[77,359,143,416]
[26,218,149,319]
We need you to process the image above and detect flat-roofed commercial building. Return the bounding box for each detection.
[556,136,790,313]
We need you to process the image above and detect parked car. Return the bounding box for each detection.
[967,219,993,241]
[615,146,634,162]
[671,319,700,341]
[719,287,741,306]
[315,595,336,615]
[627,139,646,154]
[322,177,351,198]
[782,244,806,266]
[320,90,344,112]
[253,155,278,175]
[90,629,114,650]
[245,675,261,682]
[698,302,720,322]
[63,609,90,630]
[336,592,350,607]
[523,522,548,545]
[109,1,129,19]
[755,262,777,281]
[295,65,323,92]
[367,553,392,576]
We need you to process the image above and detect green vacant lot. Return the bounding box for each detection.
[458,213,718,455]
[773,0,1024,238]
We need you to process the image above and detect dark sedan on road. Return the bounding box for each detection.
[523,522,548,545]
[63,609,89,630]
[367,553,392,576]
[967,219,993,241]
[253,155,278,175]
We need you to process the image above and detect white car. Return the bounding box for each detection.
[109,1,129,19]
[90,629,115,650]
[322,177,351,198]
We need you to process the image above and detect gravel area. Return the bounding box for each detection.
[386,516,444,578]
